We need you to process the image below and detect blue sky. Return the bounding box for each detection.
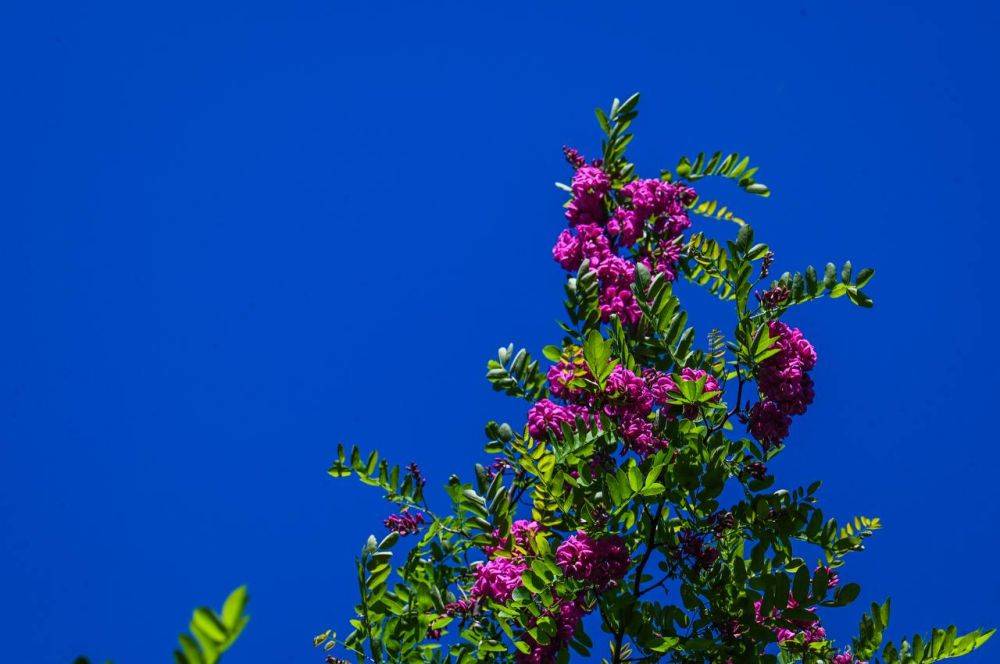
[1,1,998,661]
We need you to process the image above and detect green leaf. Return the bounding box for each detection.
[542,345,562,362]
[192,609,227,644]
[792,566,810,604]
[220,586,248,631]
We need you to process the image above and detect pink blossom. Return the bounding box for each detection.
[565,195,606,227]
[671,368,721,419]
[817,564,840,588]
[758,320,817,415]
[594,253,635,287]
[555,532,629,589]
[753,596,827,645]
[546,361,578,400]
[599,283,642,324]
[605,365,654,412]
[774,597,826,644]
[619,179,694,237]
[564,166,610,228]
[637,239,684,282]
[571,165,610,198]
[442,598,475,616]
[606,208,642,246]
[527,399,589,440]
[514,597,588,664]
[471,558,526,603]
[562,146,586,169]
[617,412,667,457]
[554,532,595,580]
[750,321,818,447]
[679,368,720,394]
[643,369,678,409]
[551,230,581,270]
[511,519,543,550]
[483,519,542,558]
[748,400,792,449]
[383,511,424,536]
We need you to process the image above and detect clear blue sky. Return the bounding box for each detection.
[1,1,997,661]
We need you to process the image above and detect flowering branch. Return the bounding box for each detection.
[322,94,992,664]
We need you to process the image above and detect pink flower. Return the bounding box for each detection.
[605,365,653,412]
[748,400,792,449]
[562,146,586,169]
[545,350,592,404]
[511,519,543,551]
[527,399,589,440]
[471,558,527,603]
[555,532,595,580]
[617,412,667,457]
[546,361,578,400]
[571,165,610,198]
[383,511,424,536]
[619,179,694,238]
[670,368,721,419]
[442,599,475,616]
[599,283,642,324]
[758,320,817,416]
[774,597,826,644]
[643,369,678,409]
[606,208,642,247]
[514,597,589,664]
[594,253,635,287]
[563,167,610,228]
[678,368,721,408]
[679,368,720,395]
[555,532,629,589]
[551,230,582,270]
[754,596,827,645]
[817,564,840,588]
[565,195,606,227]
[483,519,542,558]
[749,321,818,447]
[637,239,684,282]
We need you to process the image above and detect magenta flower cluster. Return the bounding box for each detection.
[483,519,543,557]
[545,347,590,403]
[471,519,546,602]
[442,598,475,616]
[529,354,722,458]
[515,596,588,664]
[554,531,630,590]
[526,399,591,441]
[603,364,663,456]
[511,530,629,664]
[753,595,826,645]
[383,510,424,536]
[468,519,629,664]
[470,557,526,603]
[552,152,695,325]
[749,320,817,448]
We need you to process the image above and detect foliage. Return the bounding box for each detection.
[74,586,249,664]
[326,95,992,664]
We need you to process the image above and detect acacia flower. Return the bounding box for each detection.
[471,558,526,603]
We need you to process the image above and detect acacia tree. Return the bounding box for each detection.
[319,95,993,664]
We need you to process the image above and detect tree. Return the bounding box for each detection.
[321,95,993,664]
